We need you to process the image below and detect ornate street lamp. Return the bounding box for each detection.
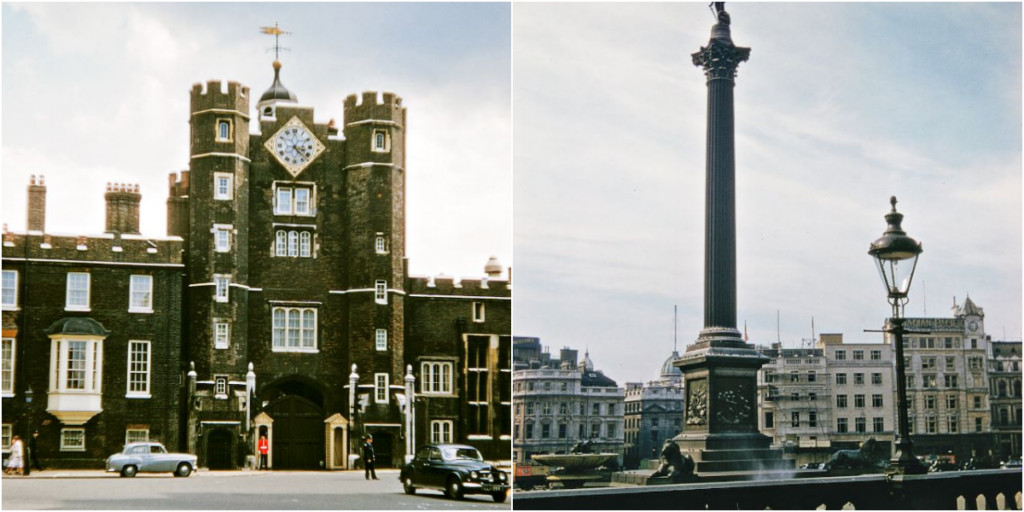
[868,196,927,475]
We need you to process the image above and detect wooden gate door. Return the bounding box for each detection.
[372,431,394,468]
[206,429,234,470]
[266,395,324,469]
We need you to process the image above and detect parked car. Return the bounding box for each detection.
[928,459,959,473]
[1001,458,1022,470]
[399,444,510,502]
[800,463,826,470]
[106,442,197,478]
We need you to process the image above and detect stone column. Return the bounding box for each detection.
[672,7,786,473]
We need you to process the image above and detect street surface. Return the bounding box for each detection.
[1,469,511,510]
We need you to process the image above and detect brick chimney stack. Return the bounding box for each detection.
[27,175,47,232]
[105,182,142,234]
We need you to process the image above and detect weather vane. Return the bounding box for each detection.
[260,22,291,61]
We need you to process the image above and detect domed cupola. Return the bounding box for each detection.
[258,60,298,118]
[660,350,682,379]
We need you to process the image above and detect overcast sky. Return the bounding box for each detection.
[2,3,512,280]
[513,3,1022,384]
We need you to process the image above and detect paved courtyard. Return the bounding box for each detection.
[1,469,511,510]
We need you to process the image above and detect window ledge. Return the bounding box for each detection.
[271,347,320,354]
[467,435,493,441]
[214,346,229,350]
[60,448,86,452]
[125,394,151,399]
[420,392,456,398]
[2,305,19,311]
[64,306,91,312]
[1,392,13,398]
[128,308,154,314]
[214,394,228,400]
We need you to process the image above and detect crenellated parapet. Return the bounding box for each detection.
[407,275,511,297]
[1,228,183,266]
[190,80,251,114]
[343,91,405,127]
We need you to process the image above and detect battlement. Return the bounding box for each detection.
[1,227,183,265]
[343,91,405,125]
[408,275,511,297]
[191,80,250,113]
[167,171,190,197]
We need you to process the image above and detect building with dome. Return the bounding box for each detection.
[622,351,684,469]
[512,339,625,464]
[1,59,511,470]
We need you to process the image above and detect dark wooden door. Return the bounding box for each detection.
[207,430,234,470]
[267,395,324,469]
[372,431,393,468]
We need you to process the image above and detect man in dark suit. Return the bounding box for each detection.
[362,435,378,480]
[29,431,42,472]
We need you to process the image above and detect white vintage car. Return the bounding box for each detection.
[106,442,197,477]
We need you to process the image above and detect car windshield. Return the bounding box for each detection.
[442,447,482,461]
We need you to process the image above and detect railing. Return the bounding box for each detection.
[514,469,1022,510]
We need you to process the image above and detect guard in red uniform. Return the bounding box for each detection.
[258,435,269,470]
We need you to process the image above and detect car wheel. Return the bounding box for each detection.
[174,463,192,478]
[121,465,138,478]
[492,490,508,503]
[402,477,416,495]
[446,476,464,500]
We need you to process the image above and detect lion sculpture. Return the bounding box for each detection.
[650,439,695,482]
[827,438,886,469]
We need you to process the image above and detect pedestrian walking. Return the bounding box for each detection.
[258,434,269,470]
[6,436,24,476]
[29,431,42,472]
[362,435,378,480]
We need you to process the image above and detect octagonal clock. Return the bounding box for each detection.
[264,117,326,177]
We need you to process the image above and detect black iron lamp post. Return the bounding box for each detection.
[24,385,33,476]
[868,196,927,475]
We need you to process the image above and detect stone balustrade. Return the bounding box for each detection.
[514,469,1022,510]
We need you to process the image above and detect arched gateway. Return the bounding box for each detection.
[262,379,327,469]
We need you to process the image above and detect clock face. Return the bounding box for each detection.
[968,321,978,332]
[264,117,325,177]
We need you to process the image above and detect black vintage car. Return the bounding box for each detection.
[399,444,510,502]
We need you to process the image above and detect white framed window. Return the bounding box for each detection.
[125,428,149,445]
[276,187,292,215]
[375,373,389,403]
[300,232,311,257]
[1,270,17,309]
[375,329,387,351]
[375,280,387,304]
[272,307,317,351]
[431,420,453,444]
[274,185,315,216]
[215,376,228,398]
[0,337,13,397]
[2,338,14,396]
[288,231,298,257]
[372,130,390,153]
[66,272,91,310]
[472,302,485,323]
[213,173,233,200]
[214,276,230,303]
[294,188,310,215]
[216,119,232,142]
[214,321,230,349]
[126,340,151,398]
[421,361,453,395]
[375,236,386,254]
[276,231,287,256]
[61,428,86,451]
[214,225,232,253]
[1,424,11,451]
[129,275,153,312]
[50,337,103,393]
